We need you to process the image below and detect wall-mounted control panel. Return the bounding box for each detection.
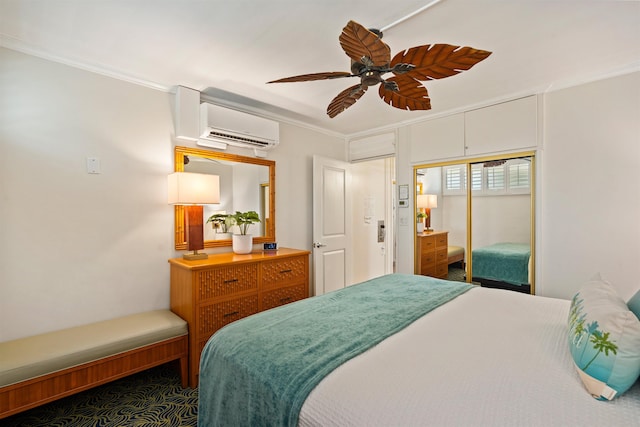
[377,220,385,243]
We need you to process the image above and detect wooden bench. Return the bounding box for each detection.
[447,246,465,268]
[0,310,188,419]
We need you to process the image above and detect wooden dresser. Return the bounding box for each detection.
[417,231,449,279]
[169,247,310,387]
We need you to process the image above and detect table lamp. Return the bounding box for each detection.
[168,172,220,260]
[416,194,438,231]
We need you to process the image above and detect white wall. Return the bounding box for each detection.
[0,47,345,341]
[440,196,467,249]
[395,127,415,274]
[538,71,640,300]
[0,48,175,341]
[471,195,530,249]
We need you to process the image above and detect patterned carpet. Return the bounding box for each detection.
[0,364,198,427]
[447,265,467,282]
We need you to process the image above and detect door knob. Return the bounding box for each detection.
[312,242,327,248]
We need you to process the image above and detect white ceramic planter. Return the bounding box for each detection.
[417,222,425,233]
[232,234,253,254]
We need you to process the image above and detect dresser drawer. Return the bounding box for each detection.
[198,294,259,337]
[436,247,448,263]
[261,283,308,311]
[435,263,448,278]
[197,264,259,300]
[421,265,436,277]
[419,236,435,252]
[435,233,447,247]
[421,251,436,267]
[261,256,307,289]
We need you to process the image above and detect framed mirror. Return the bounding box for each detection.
[174,146,275,249]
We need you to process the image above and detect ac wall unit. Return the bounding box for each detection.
[199,103,279,150]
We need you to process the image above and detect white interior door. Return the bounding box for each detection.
[312,155,352,296]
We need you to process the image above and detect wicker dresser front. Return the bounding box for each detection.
[169,248,310,387]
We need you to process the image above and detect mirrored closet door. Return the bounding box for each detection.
[414,153,536,294]
[415,162,468,283]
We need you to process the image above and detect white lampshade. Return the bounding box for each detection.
[416,194,437,209]
[168,172,220,205]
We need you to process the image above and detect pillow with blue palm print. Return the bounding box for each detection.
[568,276,640,400]
[628,289,640,320]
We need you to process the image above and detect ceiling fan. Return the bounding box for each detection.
[268,20,492,118]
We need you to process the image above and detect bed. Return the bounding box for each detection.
[471,242,531,293]
[198,274,640,427]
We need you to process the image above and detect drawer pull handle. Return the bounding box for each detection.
[223,311,240,318]
[279,297,292,303]
[280,269,292,274]
[223,278,239,284]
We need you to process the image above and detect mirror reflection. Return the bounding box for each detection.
[470,156,533,293]
[174,146,275,249]
[415,154,534,294]
[415,165,468,283]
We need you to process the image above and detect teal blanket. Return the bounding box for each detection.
[197,273,472,427]
[472,242,530,285]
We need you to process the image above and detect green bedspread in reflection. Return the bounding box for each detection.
[472,242,530,285]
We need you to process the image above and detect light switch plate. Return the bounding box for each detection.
[86,157,101,174]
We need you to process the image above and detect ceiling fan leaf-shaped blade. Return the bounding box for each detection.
[268,71,353,83]
[327,84,368,118]
[391,44,492,81]
[339,20,391,67]
[378,76,431,111]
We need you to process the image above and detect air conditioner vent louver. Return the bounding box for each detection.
[199,103,279,150]
[205,131,273,147]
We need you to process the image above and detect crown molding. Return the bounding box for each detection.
[1,35,171,92]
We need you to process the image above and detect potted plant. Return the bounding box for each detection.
[206,213,234,240]
[417,211,427,233]
[230,210,261,254]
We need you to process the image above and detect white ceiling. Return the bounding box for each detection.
[1,0,639,137]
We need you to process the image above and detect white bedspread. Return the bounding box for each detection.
[298,286,640,426]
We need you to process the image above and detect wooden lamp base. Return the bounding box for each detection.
[184,205,207,260]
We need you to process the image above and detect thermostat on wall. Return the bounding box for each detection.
[263,242,278,251]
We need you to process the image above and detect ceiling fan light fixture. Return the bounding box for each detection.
[362,70,382,87]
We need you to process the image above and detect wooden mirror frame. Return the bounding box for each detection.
[174,146,276,249]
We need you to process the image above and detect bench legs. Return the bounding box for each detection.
[174,351,189,389]
[0,335,188,420]
[447,252,465,270]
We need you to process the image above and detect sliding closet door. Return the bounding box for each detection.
[470,156,534,293]
[415,164,468,282]
[415,154,535,292]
